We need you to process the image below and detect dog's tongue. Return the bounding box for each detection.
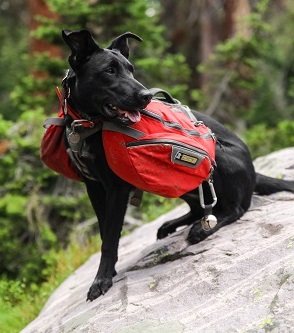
[119,109,141,123]
[128,111,141,123]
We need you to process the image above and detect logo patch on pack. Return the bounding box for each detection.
[175,152,198,165]
[171,147,204,168]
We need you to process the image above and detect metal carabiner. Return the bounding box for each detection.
[198,179,218,231]
[198,179,217,210]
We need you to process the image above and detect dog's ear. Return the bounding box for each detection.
[62,29,102,69]
[107,32,142,59]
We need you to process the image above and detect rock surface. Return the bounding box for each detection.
[22,148,294,333]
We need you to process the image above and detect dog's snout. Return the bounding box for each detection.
[138,90,152,104]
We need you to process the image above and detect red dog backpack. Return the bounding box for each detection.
[102,97,216,198]
[41,88,216,198]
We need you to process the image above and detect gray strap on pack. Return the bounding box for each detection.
[103,121,145,139]
[43,117,65,129]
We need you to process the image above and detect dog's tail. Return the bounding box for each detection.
[255,173,294,195]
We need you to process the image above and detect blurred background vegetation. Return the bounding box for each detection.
[0,0,294,331]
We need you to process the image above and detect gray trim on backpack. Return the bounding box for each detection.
[102,121,146,139]
[43,117,65,129]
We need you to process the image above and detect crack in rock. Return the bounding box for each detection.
[128,246,194,271]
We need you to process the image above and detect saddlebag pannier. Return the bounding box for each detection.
[40,88,216,198]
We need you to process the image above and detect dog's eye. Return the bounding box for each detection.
[105,67,116,75]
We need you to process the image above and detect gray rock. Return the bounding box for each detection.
[22,148,294,333]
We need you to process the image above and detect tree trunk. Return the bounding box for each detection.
[159,0,255,83]
[27,0,62,77]
[223,0,251,40]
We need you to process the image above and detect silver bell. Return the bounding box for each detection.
[201,214,218,231]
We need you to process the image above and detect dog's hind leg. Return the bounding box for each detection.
[187,207,246,244]
[157,192,204,239]
[157,211,199,239]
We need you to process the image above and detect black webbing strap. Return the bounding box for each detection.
[149,87,178,104]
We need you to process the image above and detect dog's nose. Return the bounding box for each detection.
[138,90,152,104]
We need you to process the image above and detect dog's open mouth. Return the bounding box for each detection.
[104,103,142,124]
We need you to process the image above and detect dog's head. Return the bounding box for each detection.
[62,29,152,125]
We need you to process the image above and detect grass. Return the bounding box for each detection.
[0,233,102,333]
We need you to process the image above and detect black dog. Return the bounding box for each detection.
[61,29,294,301]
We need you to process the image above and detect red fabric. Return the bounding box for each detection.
[103,100,216,198]
[40,107,82,181]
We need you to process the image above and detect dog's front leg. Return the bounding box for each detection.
[86,182,130,301]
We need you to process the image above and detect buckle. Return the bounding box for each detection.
[71,119,95,128]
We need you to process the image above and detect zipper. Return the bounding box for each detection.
[140,109,202,137]
[126,138,211,160]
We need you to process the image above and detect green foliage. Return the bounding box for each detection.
[0,15,29,120]
[246,120,294,159]
[0,280,31,333]
[198,0,294,131]
[194,0,294,163]
[0,233,102,333]
[136,53,191,100]
[137,194,182,222]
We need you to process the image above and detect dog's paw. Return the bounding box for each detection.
[187,221,213,244]
[157,222,176,239]
[86,278,113,301]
